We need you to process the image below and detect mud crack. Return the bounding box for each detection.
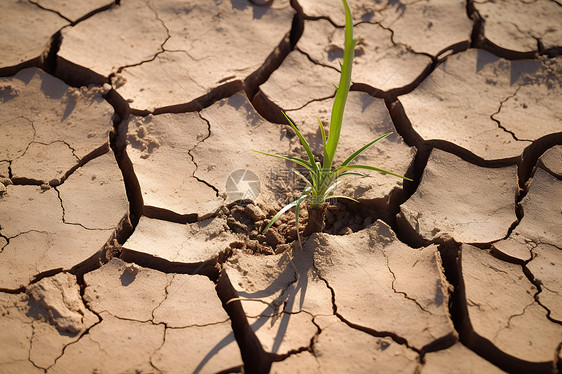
[53,186,108,231]
[45,314,99,371]
[523,244,562,325]
[381,249,435,315]
[312,257,417,353]
[243,1,302,101]
[110,0,171,78]
[215,269,273,373]
[148,325,166,374]
[295,47,342,74]
[30,0,119,26]
[363,20,434,61]
[271,310,320,362]
[492,302,534,341]
[150,274,173,324]
[9,116,37,162]
[0,230,51,256]
[0,229,9,253]
[28,323,47,372]
[27,0,72,23]
[187,112,220,197]
[491,86,530,142]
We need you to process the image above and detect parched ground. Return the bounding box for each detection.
[0,1,561,373]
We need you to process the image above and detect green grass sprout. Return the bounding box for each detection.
[254,0,412,244]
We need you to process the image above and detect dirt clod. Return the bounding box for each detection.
[265,229,285,247]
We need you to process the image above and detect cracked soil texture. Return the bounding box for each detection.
[0,0,561,373]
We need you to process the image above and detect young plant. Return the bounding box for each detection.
[255,0,412,243]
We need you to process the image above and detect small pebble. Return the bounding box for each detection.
[124,264,139,276]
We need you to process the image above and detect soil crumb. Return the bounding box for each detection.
[219,199,376,255]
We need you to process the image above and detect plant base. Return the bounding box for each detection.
[304,204,327,236]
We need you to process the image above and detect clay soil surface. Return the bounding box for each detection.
[1,1,561,373]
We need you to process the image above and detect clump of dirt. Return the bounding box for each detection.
[26,272,94,335]
[126,116,161,158]
[218,200,378,255]
[0,84,18,102]
[67,84,111,102]
[110,74,127,88]
[102,238,123,264]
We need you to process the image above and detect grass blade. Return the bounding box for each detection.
[336,164,413,181]
[338,171,369,178]
[323,0,357,171]
[262,199,299,233]
[282,111,318,173]
[292,168,312,187]
[318,117,327,147]
[327,194,359,203]
[324,179,342,196]
[341,132,393,166]
[252,150,315,173]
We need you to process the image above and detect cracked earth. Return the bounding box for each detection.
[0,0,561,373]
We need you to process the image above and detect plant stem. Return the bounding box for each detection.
[304,204,327,236]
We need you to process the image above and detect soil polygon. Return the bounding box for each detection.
[493,167,562,263]
[538,145,562,178]
[125,112,221,217]
[0,186,116,290]
[379,0,472,57]
[310,220,457,351]
[474,0,562,53]
[259,50,340,110]
[47,312,165,374]
[58,152,128,230]
[0,0,68,72]
[1,68,113,185]
[398,148,517,245]
[399,49,559,161]
[123,216,236,266]
[57,0,167,82]
[461,244,562,365]
[152,322,243,373]
[0,274,99,371]
[114,0,294,112]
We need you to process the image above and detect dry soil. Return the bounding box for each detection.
[0,0,561,373]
